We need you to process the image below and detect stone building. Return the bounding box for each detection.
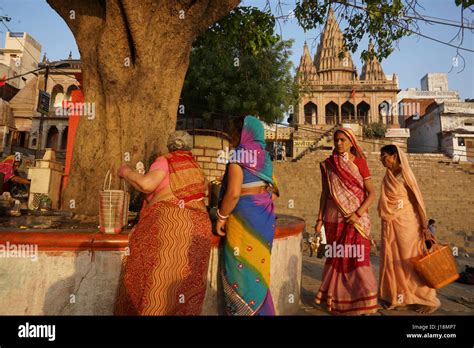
[9,54,81,162]
[407,101,474,162]
[295,7,399,128]
[398,73,460,127]
[0,32,41,89]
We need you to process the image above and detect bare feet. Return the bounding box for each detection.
[384,305,408,311]
[394,305,409,311]
[415,305,438,314]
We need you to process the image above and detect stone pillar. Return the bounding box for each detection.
[371,94,377,123]
[41,125,49,150]
[354,98,358,121]
[298,99,304,125]
[391,98,400,127]
[318,95,324,125]
[338,97,342,124]
[58,126,67,150]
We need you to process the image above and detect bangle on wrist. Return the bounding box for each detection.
[217,209,229,220]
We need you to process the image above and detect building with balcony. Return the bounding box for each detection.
[8,53,81,161]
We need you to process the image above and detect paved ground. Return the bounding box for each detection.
[297,252,474,316]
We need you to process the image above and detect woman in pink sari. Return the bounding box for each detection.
[314,128,379,315]
[378,144,440,314]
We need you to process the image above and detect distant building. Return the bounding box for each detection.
[398,73,460,127]
[407,101,474,162]
[8,53,81,161]
[0,32,42,156]
[0,32,41,89]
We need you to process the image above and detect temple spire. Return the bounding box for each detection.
[297,41,318,82]
[314,6,356,82]
[360,39,386,81]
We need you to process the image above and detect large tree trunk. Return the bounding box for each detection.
[47,0,240,216]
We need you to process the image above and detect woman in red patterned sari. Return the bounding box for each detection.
[114,131,212,315]
[314,128,379,315]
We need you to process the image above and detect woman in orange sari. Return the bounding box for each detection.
[114,131,212,315]
[314,128,378,315]
[378,144,440,314]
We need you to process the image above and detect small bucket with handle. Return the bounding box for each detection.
[99,170,128,234]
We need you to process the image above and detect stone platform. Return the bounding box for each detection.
[298,253,474,316]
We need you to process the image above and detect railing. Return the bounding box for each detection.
[292,124,339,162]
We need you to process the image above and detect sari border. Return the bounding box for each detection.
[315,292,380,314]
[222,269,264,316]
[315,291,378,304]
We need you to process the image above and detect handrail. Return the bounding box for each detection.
[292,124,339,162]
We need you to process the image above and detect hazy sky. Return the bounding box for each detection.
[1,0,473,98]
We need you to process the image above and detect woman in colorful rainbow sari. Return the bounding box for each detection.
[378,144,440,314]
[314,128,379,315]
[114,131,212,315]
[216,115,279,316]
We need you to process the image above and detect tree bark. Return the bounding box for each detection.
[46,0,240,216]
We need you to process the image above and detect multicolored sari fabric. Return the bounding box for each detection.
[114,153,212,315]
[221,115,277,315]
[315,128,378,315]
[234,116,274,184]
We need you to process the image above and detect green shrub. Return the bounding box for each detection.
[363,123,386,139]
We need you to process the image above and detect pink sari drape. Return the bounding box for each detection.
[315,152,378,315]
[378,146,440,308]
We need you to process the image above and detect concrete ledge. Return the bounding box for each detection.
[0,214,304,315]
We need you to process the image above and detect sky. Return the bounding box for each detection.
[0,0,473,99]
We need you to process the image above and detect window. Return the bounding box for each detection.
[458,137,465,147]
[11,131,30,147]
[465,122,473,126]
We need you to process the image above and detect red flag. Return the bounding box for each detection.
[0,75,6,87]
[351,88,356,98]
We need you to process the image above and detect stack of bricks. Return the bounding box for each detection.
[191,147,227,182]
[190,133,230,183]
